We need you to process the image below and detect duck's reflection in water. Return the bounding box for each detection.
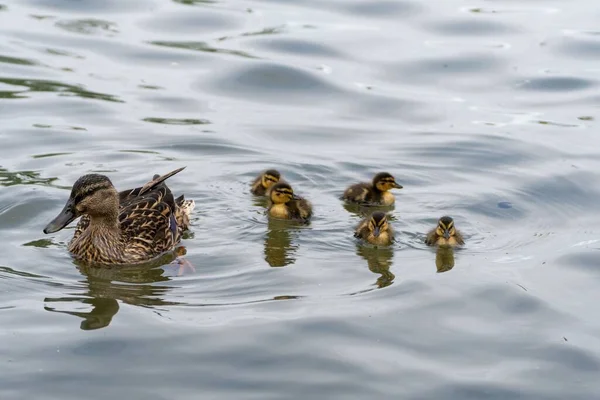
[264,219,299,267]
[44,248,188,330]
[435,246,455,273]
[356,244,395,288]
[342,201,394,219]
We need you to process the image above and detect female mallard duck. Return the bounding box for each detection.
[251,169,283,196]
[354,211,394,246]
[425,216,464,247]
[267,182,312,223]
[43,167,195,265]
[342,172,403,206]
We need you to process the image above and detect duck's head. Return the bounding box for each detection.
[43,174,119,234]
[367,211,390,238]
[435,216,457,240]
[269,182,299,204]
[260,169,281,190]
[373,172,403,192]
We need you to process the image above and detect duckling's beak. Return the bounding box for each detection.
[292,194,301,200]
[393,182,403,189]
[443,229,451,240]
[43,198,76,234]
[373,226,381,237]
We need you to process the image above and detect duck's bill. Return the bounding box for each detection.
[393,183,403,189]
[292,194,302,200]
[373,226,381,237]
[443,230,451,240]
[43,199,76,234]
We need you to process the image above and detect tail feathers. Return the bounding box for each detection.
[139,167,186,196]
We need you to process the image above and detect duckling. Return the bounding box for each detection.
[251,169,282,196]
[267,182,312,223]
[425,216,464,247]
[342,172,403,206]
[43,167,194,265]
[354,211,394,246]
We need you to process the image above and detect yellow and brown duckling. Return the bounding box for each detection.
[354,211,394,246]
[425,216,464,247]
[251,169,283,196]
[267,182,312,223]
[342,172,403,206]
[43,167,194,265]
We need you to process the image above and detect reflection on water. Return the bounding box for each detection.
[0,167,58,187]
[43,250,188,330]
[150,41,258,59]
[264,219,298,268]
[435,246,456,273]
[0,78,123,103]
[342,201,396,219]
[355,244,395,288]
[2,0,600,397]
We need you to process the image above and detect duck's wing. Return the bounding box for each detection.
[424,228,438,246]
[342,182,373,203]
[454,230,465,245]
[118,167,186,205]
[289,198,312,222]
[353,218,369,239]
[118,185,179,260]
[115,168,188,260]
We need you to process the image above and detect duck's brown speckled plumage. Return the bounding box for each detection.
[44,167,194,265]
[354,211,394,246]
[342,172,403,206]
[267,182,312,223]
[251,169,283,196]
[425,216,464,247]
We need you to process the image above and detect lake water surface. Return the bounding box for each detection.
[1,0,600,398]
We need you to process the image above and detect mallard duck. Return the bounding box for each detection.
[251,169,283,196]
[342,172,403,206]
[354,211,394,246]
[425,216,464,247]
[43,167,194,265]
[267,182,312,223]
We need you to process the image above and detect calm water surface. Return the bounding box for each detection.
[1,0,600,398]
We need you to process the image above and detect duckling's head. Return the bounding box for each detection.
[435,216,457,240]
[43,174,119,234]
[260,169,281,190]
[269,182,299,204]
[368,211,390,238]
[373,172,403,192]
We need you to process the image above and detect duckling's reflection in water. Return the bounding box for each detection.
[355,244,395,288]
[264,219,299,267]
[44,248,187,330]
[342,201,394,219]
[435,246,456,273]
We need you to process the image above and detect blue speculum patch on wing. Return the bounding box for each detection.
[169,213,177,239]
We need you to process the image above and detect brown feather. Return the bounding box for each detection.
[65,168,193,265]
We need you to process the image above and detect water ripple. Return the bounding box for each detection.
[1,0,600,398]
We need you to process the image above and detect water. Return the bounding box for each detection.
[1,0,600,398]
